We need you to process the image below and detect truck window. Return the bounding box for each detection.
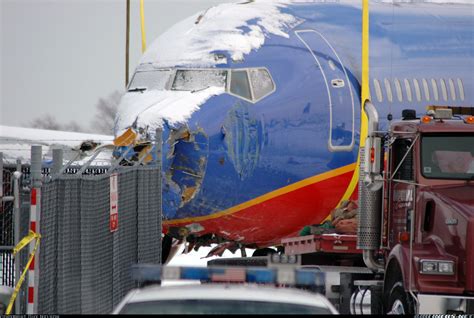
[392,139,414,181]
[421,134,474,180]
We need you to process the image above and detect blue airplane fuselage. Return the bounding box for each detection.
[117,1,474,247]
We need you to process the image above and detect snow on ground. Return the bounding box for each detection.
[167,245,255,267]
[162,245,256,286]
[0,125,114,165]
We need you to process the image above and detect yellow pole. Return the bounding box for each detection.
[361,0,371,122]
[327,0,371,215]
[126,0,130,87]
[140,0,147,53]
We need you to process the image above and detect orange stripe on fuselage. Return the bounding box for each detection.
[163,162,357,226]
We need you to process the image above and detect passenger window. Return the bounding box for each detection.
[457,78,465,101]
[404,79,412,102]
[230,70,252,100]
[384,78,393,103]
[440,79,448,102]
[422,79,430,101]
[374,79,383,102]
[448,79,456,101]
[413,79,422,102]
[394,78,403,102]
[431,79,439,101]
[249,69,274,101]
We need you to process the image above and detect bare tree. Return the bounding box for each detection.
[28,115,84,132]
[63,121,83,132]
[90,91,123,135]
[29,114,78,131]
[27,90,123,134]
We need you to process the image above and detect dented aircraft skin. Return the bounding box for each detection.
[115,1,474,247]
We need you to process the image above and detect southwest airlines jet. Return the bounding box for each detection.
[117,0,473,259]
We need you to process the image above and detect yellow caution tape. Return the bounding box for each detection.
[6,231,41,315]
[12,231,38,256]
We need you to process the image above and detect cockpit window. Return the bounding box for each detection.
[128,70,172,92]
[249,68,274,101]
[172,70,227,91]
[128,67,275,102]
[229,70,252,100]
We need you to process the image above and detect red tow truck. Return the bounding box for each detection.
[281,105,474,314]
[210,105,474,314]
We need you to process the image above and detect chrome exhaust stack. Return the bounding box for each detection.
[357,101,384,272]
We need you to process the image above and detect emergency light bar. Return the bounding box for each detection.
[131,265,326,287]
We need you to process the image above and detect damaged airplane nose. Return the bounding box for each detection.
[113,121,210,221]
[165,125,209,209]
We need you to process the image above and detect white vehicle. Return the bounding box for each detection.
[112,265,338,315]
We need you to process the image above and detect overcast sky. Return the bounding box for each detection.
[0,0,230,131]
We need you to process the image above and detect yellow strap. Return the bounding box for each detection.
[140,0,147,53]
[326,0,371,219]
[361,0,371,108]
[6,232,41,315]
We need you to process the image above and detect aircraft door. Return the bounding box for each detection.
[295,30,355,152]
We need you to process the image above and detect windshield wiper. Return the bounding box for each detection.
[191,86,210,93]
[128,87,147,93]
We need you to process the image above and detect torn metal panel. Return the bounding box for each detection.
[165,126,209,208]
[114,127,137,146]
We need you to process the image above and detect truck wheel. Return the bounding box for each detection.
[386,281,414,314]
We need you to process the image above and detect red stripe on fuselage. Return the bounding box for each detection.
[164,168,355,247]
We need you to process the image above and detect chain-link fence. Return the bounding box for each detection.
[0,168,14,288]
[1,135,163,314]
[37,165,161,314]
[0,162,31,314]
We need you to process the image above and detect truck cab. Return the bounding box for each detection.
[209,107,474,315]
[367,107,474,314]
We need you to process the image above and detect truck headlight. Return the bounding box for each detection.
[438,262,454,274]
[420,260,454,275]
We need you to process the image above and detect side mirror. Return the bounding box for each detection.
[364,136,383,191]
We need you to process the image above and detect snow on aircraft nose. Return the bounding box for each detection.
[115,87,225,136]
[114,86,226,216]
